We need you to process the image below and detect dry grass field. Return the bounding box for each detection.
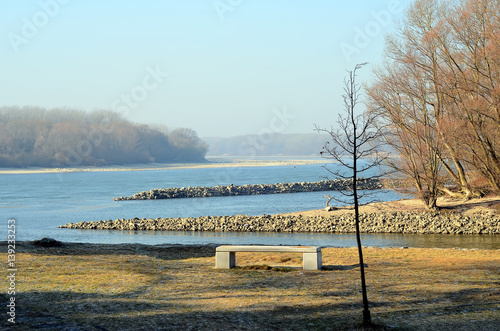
[1,242,499,330]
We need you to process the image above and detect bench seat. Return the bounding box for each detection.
[215,245,322,270]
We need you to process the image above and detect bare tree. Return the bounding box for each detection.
[368,62,443,209]
[367,0,500,206]
[315,63,386,327]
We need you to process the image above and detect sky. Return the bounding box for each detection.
[0,0,414,137]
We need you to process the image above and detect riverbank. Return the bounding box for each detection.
[61,196,500,235]
[2,241,498,330]
[0,157,325,174]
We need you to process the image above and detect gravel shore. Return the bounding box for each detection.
[112,178,396,201]
[60,209,500,234]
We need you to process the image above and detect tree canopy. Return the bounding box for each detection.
[0,106,208,167]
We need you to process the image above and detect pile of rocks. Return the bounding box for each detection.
[60,210,500,234]
[113,178,404,201]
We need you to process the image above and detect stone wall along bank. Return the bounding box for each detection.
[113,178,406,201]
[60,211,500,235]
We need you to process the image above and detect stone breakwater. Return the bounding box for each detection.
[60,211,500,234]
[113,178,404,201]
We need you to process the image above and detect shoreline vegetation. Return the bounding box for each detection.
[61,196,500,235]
[2,241,498,330]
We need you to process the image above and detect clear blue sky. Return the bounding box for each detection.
[0,0,413,137]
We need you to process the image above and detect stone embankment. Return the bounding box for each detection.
[113,178,404,201]
[60,211,500,234]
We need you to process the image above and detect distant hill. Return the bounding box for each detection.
[203,133,329,156]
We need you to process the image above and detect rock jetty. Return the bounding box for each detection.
[60,211,500,234]
[113,178,403,201]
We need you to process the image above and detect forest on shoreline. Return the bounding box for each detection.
[0,106,208,167]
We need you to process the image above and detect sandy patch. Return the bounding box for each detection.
[284,196,500,218]
[0,158,325,174]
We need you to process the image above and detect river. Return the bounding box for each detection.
[2,162,498,249]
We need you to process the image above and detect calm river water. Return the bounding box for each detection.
[2,162,498,249]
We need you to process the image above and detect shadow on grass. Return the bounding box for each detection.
[14,240,218,261]
[235,265,296,272]
[1,290,391,331]
[229,263,367,272]
[322,263,368,271]
[3,289,498,331]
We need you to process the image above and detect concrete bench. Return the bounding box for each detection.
[215,245,322,270]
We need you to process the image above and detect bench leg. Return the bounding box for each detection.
[302,252,322,270]
[215,251,235,269]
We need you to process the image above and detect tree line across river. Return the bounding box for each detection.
[0,106,208,167]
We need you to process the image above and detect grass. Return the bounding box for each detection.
[1,242,499,330]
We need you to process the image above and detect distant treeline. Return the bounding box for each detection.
[0,106,208,167]
[204,133,330,156]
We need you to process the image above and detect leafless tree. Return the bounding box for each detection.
[367,0,500,207]
[315,63,387,327]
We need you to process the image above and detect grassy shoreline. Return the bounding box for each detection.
[2,241,499,330]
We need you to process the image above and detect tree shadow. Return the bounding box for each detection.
[15,240,218,261]
[4,287,497,331]
[1,290,388,331]
[322,263,368,271]
[437,198,500,213]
